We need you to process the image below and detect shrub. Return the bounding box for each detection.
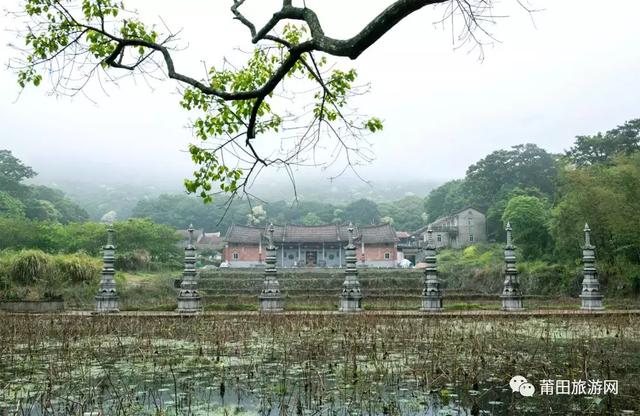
[55,253,100,284]
[0,251,15,280]
[11,250,55,285]
[116,249,152,271]
[518,261,574,296]
[462,245,478,260]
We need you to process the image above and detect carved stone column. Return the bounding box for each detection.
[421,226,443,312]
[176,225,201,313]
[501,222,524,311]
[339,223,363,312]
[260,223,283,312]
[580,223,604,310]
[95,225,119,313]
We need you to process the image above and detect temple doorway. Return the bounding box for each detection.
[305,251,317,266]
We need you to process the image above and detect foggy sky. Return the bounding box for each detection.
[1,0,639,193]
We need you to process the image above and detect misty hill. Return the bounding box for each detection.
[38,176,441,222]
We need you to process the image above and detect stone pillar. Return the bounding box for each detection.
[95,225,119,313]
[421,226,443,312]
[260,224,283,312]
[339,223,363,312]
[176,225,201,313]
[580,223,604,310]
[501,222,524,311]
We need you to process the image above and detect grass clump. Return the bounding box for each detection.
[55,253,100,283]
[10,250,55,285]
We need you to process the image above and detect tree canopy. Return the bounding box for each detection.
[565,118,640,167]
[423,144,557,240]
[0,150,37,198]
[0,150,89,224]
[501,194,550,259]
[11,0,525,203]
[423,179,467,222]
[130,193,423,231]
[551,152,640,263]
[463,143,557,211]
[0,217,180,262]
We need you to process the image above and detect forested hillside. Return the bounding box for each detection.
[424,118,640,265]
[2,118,638,268]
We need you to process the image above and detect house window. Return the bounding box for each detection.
[469,235,474,242]
[384,252,390,260]
[437,234,442,242]
[232,252,239,260]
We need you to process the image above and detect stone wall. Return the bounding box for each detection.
[0,301,65,313]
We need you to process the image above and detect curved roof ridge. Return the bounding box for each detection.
[225,222,398,244]
[359,223,394,229]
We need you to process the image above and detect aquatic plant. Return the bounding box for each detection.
[0,314,638,415]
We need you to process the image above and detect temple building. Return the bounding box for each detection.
[224,223,398,268]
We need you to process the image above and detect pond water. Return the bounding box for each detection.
[0,315,639,415]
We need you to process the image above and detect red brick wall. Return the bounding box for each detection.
[359,243,397,262]
[224,244,263,263]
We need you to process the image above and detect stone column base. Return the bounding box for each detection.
[501,296,524,311]
[580,294,604,310]
[421,297,443,312]
[339,297,362,312]
[176,296,201,314]
[260,295,283,312]
[95,295,119,313]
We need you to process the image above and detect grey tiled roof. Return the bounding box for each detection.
[357,224,399,244]
[225,223,397,244]
[282,224,342,243]
[224,224,263,243]
[198,233,223,246]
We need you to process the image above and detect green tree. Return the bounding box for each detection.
[502,195,551,259]
[0,151,88,223]
[344,199,381,225]
[48,221,107,255]
[0,192,26,218]
[112,219,181,262]
[464,144,558,212]
[25,200,62,222]
[132,194,250,231]
[302,212,323,225]
[566,118,640,166]
[0,218,55,251]
[0,149,36,198]
[379,195,425,231]
[550,153,640,263]
[424,180,468,222]
[268,201,336,225]
[28,185,89,223]
[332,208,344,224]
[486,186,548,242]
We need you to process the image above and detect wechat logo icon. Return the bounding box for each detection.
[510,375,535,397]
